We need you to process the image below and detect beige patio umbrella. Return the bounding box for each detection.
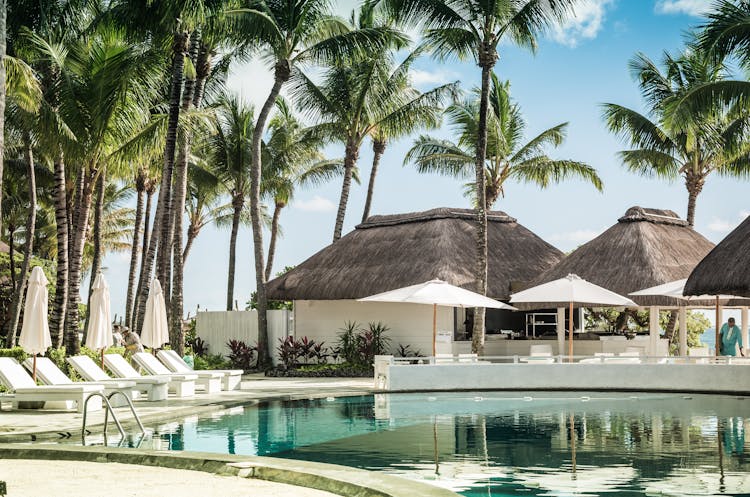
[18,267,52,381]
[510,274,637,360]
[141,278,169,350]
[85,273,112,367]
[358,279,516,356]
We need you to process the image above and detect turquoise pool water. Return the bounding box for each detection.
[135,393,748,496]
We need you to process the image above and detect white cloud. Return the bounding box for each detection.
[707,210,750,233]
[292,195,337,213]
[548,228,604,244]
[550,0,615,48]
[655,0,709,17]
[409,68,460,87]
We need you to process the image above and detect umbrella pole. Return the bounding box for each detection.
[32,355,37,383]
[715,296,720,358]
[568,301,574,362]
[101,348,105,369]
[432,304,437,357]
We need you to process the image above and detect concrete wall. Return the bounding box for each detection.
[381,361,750,394]
[195,310,291,363]
[294,300,455,355]
[468,336,668,356]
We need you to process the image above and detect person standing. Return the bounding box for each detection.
[719,317,744,357]
[121,327,144,360]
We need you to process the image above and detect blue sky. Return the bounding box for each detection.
[98,0,750,321]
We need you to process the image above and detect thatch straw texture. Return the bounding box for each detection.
[266,208,562,301]
[532,207,715,307]
[685,214,750,298]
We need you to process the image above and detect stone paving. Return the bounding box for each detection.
[0,375,374,441]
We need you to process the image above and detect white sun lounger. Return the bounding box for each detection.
[0,357,103,413]
[67,355,169,401]
[23,357,139,407]
[134,352,221,394]
[157,349,242,391]
[104,354,196,398]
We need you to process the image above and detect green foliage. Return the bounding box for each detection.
[0,347,29,363]
[0,254,56,342]
[226,340,257,371]
[246,291,293,311]
[194,353,232,371]
[334,321,391,367]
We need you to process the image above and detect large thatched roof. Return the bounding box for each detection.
[266,207,563,301]
[685,214,750,298]
[532,207,715,307]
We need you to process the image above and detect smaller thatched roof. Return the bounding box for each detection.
[266,207,563,301]
[685,214,750,298]
[533,206,716,307]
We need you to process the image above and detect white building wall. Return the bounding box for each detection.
[293,300,455,356]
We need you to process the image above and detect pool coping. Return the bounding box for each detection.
[0,443,461,497]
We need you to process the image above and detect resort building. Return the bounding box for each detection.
[266,208,562,356]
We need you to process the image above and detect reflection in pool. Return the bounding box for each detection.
[137,393,749,496]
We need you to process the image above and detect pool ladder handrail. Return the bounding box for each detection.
[81,391,146,444]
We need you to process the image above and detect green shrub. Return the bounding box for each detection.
[195,353,231,370]
[0,347,28,363]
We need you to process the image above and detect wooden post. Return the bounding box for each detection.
[715,296,721,358]
[742,307,749,356]
[649,306,659,356]
[556,307,565,357]
[432,303,437,357]
[568,301,574,361]
[678,306,688,357]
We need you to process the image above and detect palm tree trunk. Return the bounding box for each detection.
[135,29,189,334]
[182,222,199,264]
[361,139,386,223]
[226,198,243,311]
[471,57,494,356]
[125,174,146,332]
[0,0,6,241]
[685,173,704,228]
[65,171,96,355]
[50,154,68,347]
[8,224,15,292]
[252,60,290,367]
[6,138,35,347]
[265,202,283,281]
[85,169,106,331]
[333,138,360,241]
[133,185,154,332]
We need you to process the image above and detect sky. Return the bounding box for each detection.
[95,0,750,323]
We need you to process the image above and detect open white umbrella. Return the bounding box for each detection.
[85,273,112,366]
[631,279,746,357]
[510,274,637,360]
[18,266,51,381]
[358,279,516,356]
[141,278,169,350]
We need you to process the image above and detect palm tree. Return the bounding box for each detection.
[262,97,346,280]
[235,0,406,366]
[183,164,232,264]
[125,167,150,331]
[207,93,253,311]
[383,0,581,355]
[603,49,750,227]
[407,74,601,209]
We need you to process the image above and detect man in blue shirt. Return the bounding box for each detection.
[719,318,744,357]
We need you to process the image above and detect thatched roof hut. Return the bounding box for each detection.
[684,214,750,298]
[266,207,563,301]
[532,206,715,307]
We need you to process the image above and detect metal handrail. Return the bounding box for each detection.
[81,391,146,446]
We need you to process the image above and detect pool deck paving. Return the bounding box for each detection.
[0,375,375,441]
[2,459,340,497]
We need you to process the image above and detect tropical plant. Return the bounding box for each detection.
[383,0,581,355]
[603,47,750,227]
[227,338,257,371]
[407,74,601,208]
[235,0,408,367]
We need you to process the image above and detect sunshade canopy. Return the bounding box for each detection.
[141,278,169,349]
[85,273,112,350]
[630,279,743,301]
[358,279,516,310]
[510,274,637,309]
[18,267,52,355]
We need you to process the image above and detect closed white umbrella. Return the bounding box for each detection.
[85,273,112,366]
[141,278,169,349]
[18,266,52,381]
[358,279,516,356]
[510,274,637,360]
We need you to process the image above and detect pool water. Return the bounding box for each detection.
[130,393,748,496]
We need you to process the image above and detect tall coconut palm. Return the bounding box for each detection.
[603,49,750,227]
[383,0,581,355]
[125,166,150,331]
[183,163,231,264]
[407,74,601,208]
[207,93,253,311]
[262,97,346,280]
[234,0,406,365]
[293,46,455,240]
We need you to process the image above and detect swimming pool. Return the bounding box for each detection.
[130,392,749,496]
